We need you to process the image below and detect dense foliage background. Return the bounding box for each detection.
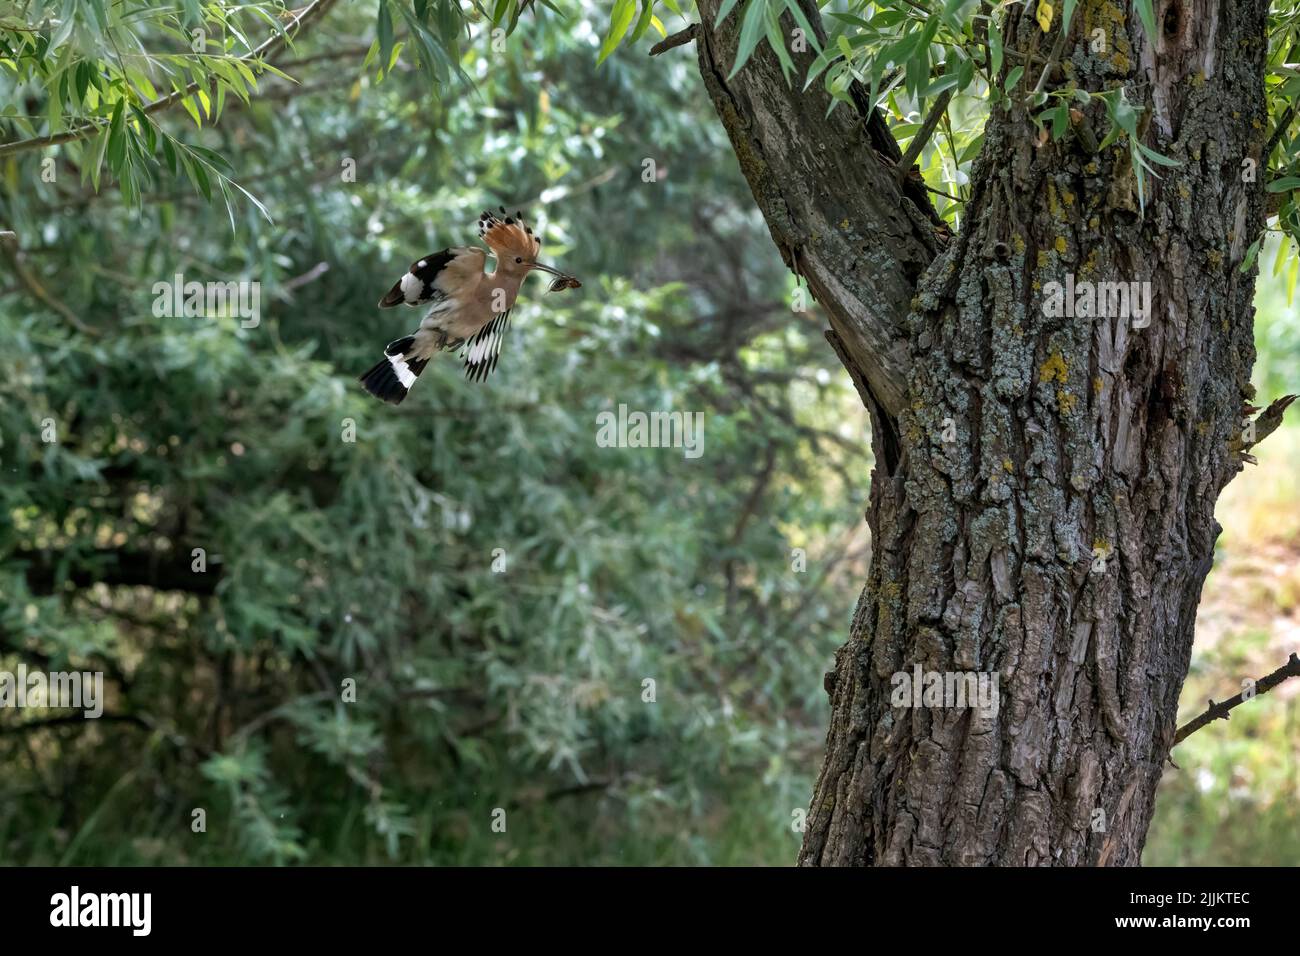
[1,0,1297,865]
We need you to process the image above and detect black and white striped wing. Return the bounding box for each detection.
[460,311,510,382]
[379,249,455,308]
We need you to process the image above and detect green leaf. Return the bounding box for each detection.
[1133,0,1156,40]
[1288,246,1299,305]
[763,1,795,82]
[377,1,395,77]
[1135,141,1180,167]
[958,132,985,165]
[179,90,203,127]
[728,0,769,80]
[1062,0,1078,31]
[714,0,744,28]
[598,0,637,65]
[1004,66,1024,94]
[106,99,127,173]
[131,105,155,154]
[1273,231,1290,277]
[1266,177,1300,193]
[189,154,212,202]
[630,0,656,44]
[161,135,177,175]
[779,0,821,55]
[1239,235,1261,273]
[87,125,110,191]
[988,17,1003,76]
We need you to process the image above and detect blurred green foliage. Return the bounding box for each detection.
[0,0,871,864]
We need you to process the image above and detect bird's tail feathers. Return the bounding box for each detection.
[359,334,431,405]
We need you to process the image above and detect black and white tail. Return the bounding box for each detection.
[359,335,430,405]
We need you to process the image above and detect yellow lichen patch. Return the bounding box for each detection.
[1177,183,1191,200]
[1084,0,1131,74]
[1062,190,1076,206]
[1040,350,1069,384]
[1093,376,1104,395]
[1040,350,1077,414]
[1196,421,1211,437]
[1207,249,1223,269]
[1088,216,1100,229]
[1037,249,1050,268]
[1081,248,1100,278]
[1003,458,1015,473]
[1054,236,1068,254]
[1092,538,1111,556]
[1012,234,1027,254]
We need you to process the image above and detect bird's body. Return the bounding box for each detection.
[359,209,576,404]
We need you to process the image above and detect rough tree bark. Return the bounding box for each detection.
[689,0,1276,864]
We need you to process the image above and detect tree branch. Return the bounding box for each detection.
[1173,653,1300,746]
[691,0,941,421]
[0,713,150,734]
[649,24,699,56]
[1,230,101,335]
[0,0,341,159]
[1231,393,1297,464]
[894,89,953,184]
[1263,102,1296,161]
[16,547,221,596]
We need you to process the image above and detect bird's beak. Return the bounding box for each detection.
[529,262,564,277]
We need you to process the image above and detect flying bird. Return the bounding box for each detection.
[359,208,578,404]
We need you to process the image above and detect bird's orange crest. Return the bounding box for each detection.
[478,207,541,261]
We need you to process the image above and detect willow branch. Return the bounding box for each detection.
[894,89,952,184]
[0,0,341,159]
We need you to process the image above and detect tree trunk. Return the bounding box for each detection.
[692,0,1274,864]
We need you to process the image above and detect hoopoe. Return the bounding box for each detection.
[359,207,578,404]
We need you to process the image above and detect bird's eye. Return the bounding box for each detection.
[515,257,523,264]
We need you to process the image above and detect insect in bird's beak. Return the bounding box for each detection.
[547,275,582,292]
[528,261,581,291]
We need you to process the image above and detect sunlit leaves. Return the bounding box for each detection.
[0,0,309,218]
[599,0,638,64]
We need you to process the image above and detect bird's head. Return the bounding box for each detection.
[478,207,565,280]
